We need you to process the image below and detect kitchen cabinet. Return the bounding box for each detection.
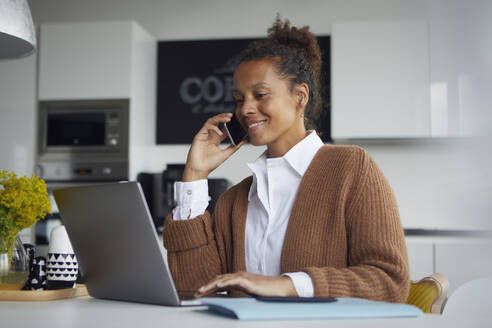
[406,235,492,296]
[39,22,134,100]
[435,238,492,296]
[331,21,431,139]
[0,55,37,175]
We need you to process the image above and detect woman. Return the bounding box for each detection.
[163,17,410,302]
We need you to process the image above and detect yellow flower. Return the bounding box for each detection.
[0,170,52,254]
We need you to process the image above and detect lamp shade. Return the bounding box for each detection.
[0,0,36,59]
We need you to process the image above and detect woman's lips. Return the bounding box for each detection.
[247,120,266,133]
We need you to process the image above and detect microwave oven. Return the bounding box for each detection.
[36,99,129,181]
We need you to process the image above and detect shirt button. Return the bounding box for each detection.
[186,190,192,195]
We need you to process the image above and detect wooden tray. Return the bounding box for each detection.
[0,284,88,301]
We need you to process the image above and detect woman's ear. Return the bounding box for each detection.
[296,83,309,108]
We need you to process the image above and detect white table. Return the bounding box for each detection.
[0,296,489,328]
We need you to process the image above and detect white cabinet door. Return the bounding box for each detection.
[435,239,492,296]
[332,21,430,139]
[0,55,37,175]
[406,238,434,281]
[39,22,133,100]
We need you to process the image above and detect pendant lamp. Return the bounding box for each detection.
[0,0,36,59]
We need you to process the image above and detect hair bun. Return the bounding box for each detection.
[267,16,322,74]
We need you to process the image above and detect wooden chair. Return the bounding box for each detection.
[406,273,449,314]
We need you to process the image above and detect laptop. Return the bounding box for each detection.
[52,181,202,306]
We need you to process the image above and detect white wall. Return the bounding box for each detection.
[129,22,157,180]
[339,138,492,231]
[1,0,490,229]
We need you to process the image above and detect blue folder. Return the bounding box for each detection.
[200,297,423,320]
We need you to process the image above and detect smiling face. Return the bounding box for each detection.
[232,59,308,157]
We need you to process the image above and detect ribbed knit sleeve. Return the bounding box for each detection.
[304,148,410,303]
[162,212,222,293]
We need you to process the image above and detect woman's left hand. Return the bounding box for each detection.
[194,272,297,298]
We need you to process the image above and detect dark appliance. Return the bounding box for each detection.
[207,178,231,214]
[162,164,186,210]
[137,172,167,229]
[36,99,129,182]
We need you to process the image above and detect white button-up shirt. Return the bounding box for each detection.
[173,131,324,297]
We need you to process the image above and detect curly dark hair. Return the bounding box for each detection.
[236,16,323,131]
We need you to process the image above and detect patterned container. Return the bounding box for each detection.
[46,225,78,290]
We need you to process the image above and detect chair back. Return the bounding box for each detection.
[406,273,449,314]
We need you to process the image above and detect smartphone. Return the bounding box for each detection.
[255,296,337,303]
[221,113,248,146]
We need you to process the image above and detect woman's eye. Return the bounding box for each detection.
[234,99,244,105]
[255,93,267,99]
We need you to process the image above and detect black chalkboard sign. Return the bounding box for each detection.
[156,37,331,144]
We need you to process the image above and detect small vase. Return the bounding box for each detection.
[47,225,78,289]
[0,235,29,290]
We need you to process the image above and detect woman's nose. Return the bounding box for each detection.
[238,98,257,116]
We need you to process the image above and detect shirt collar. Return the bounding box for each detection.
[282,130,324,177]
[246,131,323,201]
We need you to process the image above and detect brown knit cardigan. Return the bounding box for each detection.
[163,145,410,303]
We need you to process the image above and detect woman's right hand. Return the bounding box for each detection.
[182,113,247,182]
